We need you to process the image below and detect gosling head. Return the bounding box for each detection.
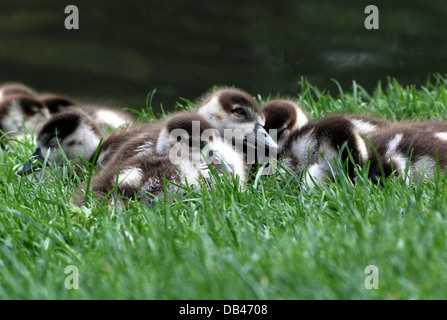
[0,95,51,135]
[262,99,309,153]
[0,83,38,101]
[197,87,278,151]
[158,113,236,175]
[17,110,102,175]
[39,94,76,114]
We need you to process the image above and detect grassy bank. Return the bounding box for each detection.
[1,75,447,299]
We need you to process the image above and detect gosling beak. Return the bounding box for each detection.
[211,150,234,174]
[16,149,45,175]
[246,124,279,150]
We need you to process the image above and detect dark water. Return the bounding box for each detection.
[1,0,447,114]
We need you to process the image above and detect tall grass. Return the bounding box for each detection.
[1,75,447,299]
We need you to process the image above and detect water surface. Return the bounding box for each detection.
[1,1,446,114]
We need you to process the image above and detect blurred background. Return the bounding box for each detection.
[1,0,446,114]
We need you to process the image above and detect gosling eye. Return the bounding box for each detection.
[47,137,58,147]
[278,128,286,137]
[233,108,246,117]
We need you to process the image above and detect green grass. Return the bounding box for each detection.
[2,75,447,299]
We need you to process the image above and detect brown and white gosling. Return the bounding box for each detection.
[282,113,447,187]
[78,113,246,208]
[366,122,447,183]
[39,94,135,130]
[262,99,310,154]
[0,83,38,102]
[0,94,51,140]
[197,87,278,151]
[16,109,158,175]
[196,87,279,178]
[260,100,389,166]
[282,113,390,187]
